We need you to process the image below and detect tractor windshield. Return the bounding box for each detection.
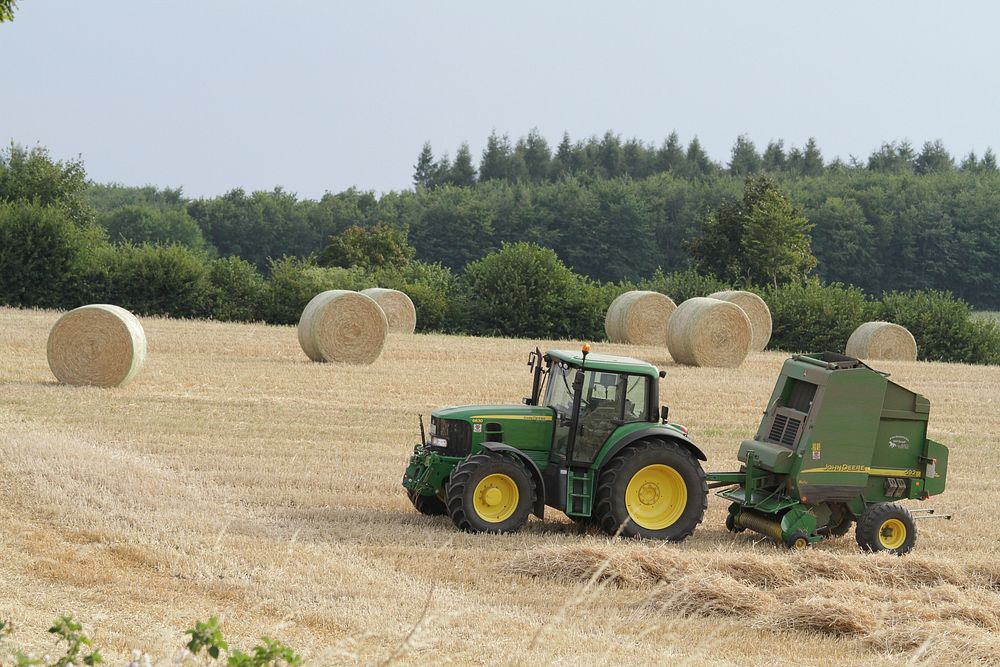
[544,363,575,417]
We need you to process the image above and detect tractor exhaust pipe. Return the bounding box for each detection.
[735,510,784,541]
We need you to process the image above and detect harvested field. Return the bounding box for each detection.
[0,306,997,666]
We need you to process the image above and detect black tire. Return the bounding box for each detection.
[593,439,707,541]
[725,512,745,533]
[446,451,535,534]
[855,503,917,555]
[785,530,811,550]
[408,489,447,516]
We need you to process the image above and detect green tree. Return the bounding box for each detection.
[458,242,597,338]
[914,140,954,174]
[728,134,761,175]
[318,222,414,271]
[518,128,551,182]
[0,144,92,225]
[413,142,435,189]
[101,204,207,249]
[479,131,512,181]
[448,142,477,187]
[762,140,787,172]
[655,132,686,173]
[868,141,916,173]
[597,131,623,178]
[981,148,998,173]
[689,176,816,287]
[0,201,105,308]
[551,132,574,177]
[0,0,16,22]
[684,137,714,176]
[800,137,824,176]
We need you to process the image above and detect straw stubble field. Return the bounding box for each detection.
[0,306,998,665]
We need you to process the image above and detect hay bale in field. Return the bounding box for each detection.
[360,288,416,334]
[845,321,917,361]
[297,290,387,364]
[707,290,772,352]
[666,297,752,367]
[46,304,147,387]
[604,291,677,345]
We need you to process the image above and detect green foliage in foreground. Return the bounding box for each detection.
[0,615,301,667]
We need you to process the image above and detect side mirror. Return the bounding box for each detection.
[660,405,669,423]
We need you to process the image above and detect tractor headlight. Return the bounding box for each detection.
[429,420,437,436]
[429,436,448,448]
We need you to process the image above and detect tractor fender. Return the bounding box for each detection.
[479,442,546,519]
[596,427,707,469]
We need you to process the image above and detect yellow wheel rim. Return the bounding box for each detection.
[473,473,519,523]
[625,464,687,530]
[878,518,907,550]
[792,536,809,550]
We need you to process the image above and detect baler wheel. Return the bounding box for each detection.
[725,512,745,533]
[593,439,707,541]
[856,503,917,555]
[785,530,810,550]
[445,452,535,534]
[408,489,447,516]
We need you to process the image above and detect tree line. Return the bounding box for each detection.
[2,143,998,365]
[414,130,998,190]
[81,139,1000,308]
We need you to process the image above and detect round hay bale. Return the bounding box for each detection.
[46,304,146,387]
[708,290,772,352]
[297,290,387,364]
[665,297,752,367]
[604,291,677,346]
[845,321,917,361]
[360,288,416,334]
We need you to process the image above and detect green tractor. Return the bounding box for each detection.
[402,347,949,554]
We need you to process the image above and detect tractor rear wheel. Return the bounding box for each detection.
[593,439,707,541]
[446,452,535,534]
[856,503,917,555]
[408,489,447,516]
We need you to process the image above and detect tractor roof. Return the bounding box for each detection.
[546,349,660,377]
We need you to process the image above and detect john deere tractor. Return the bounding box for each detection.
[402,348,949,554]
[403,346,708,540]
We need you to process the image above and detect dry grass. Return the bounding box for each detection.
[0,306,997,666]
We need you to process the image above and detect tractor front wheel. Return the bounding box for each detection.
[594,439,707,541]
[856,503,917,555]
[408,489,447,516]
[446,452,535,534]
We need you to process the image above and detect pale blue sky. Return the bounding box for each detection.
[2,1,998,198]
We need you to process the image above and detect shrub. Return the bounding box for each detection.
[457,242,595,339]
[209,256,268,322]
[0,201,106,309]
[765,279,878,353]
[92,243,215,318]
[264,256,372,324]
[638,268,730,304]
[878,290,1000,364]
[101,204,208,250]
